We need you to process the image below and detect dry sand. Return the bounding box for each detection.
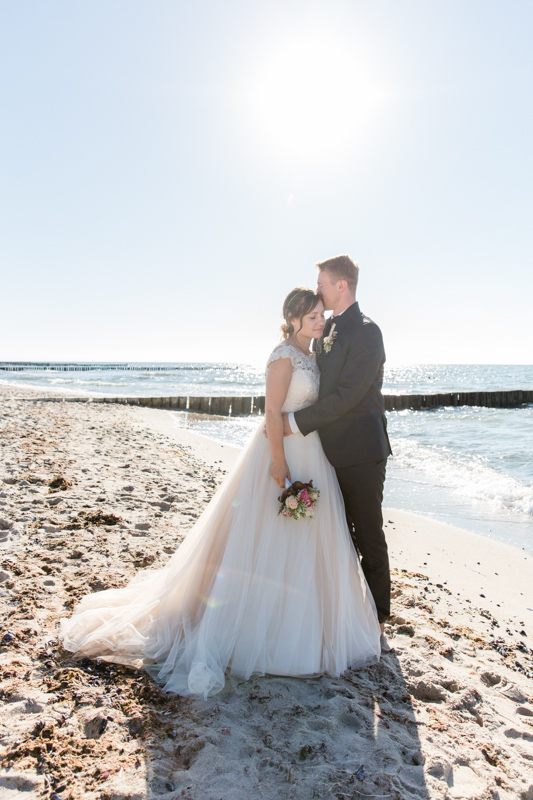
[1,384,532,800]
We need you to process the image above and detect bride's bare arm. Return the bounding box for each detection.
[265,357,293,488]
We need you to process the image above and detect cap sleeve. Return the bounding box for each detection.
[265,345,296,371]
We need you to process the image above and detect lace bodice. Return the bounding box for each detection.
[265,344,319,413]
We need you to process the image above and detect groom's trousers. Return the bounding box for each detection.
[335,459,390,623]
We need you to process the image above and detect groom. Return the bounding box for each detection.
[283,255,392,638]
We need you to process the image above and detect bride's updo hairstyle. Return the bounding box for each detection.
[281,288,320,339]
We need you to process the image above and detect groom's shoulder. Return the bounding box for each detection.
[349,305,382,334]
[344,302,378,327]
[346,309,384,350]
[361,312,381,331]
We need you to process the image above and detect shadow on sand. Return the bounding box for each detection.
[138,650,431,800]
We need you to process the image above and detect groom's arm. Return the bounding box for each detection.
[294,324,384,436]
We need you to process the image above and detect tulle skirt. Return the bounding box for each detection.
[60,425,381,697]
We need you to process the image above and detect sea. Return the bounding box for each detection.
[1,362,532,554]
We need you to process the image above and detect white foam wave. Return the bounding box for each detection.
[392,438,533,516]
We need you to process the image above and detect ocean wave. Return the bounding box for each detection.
[392,437,533,516]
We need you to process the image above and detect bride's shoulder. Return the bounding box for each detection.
[265,343,297,369]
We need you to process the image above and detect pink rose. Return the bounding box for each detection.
[286,496,299,510]
[299,489,310,504]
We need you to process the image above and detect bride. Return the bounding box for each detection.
[60,288,381,697]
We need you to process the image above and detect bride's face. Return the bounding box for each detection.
[294,300,325,339]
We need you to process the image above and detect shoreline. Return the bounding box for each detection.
[1,384,533,800]
[138,403,533,554]
[3,385,533,624]
[136,404,533,638]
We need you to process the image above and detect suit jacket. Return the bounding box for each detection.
[294,302,392,468]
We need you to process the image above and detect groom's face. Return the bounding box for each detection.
[316,270,338,311]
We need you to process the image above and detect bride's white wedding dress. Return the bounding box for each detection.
[60,344,381,697]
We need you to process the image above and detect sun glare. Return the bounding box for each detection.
[249,35,385,162]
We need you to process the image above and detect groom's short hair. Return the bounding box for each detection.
[316,255,359,293]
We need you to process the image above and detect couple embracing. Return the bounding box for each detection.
[61,255,393,698]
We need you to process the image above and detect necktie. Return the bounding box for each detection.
[323,316,335,338]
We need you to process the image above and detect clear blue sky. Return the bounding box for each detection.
[1,1,532,366]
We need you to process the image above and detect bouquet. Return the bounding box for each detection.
[278,479,320,520]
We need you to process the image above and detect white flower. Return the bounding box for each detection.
[322,323,337,354]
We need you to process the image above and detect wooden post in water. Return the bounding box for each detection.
[252,396,265,414]
[169,396,187,409]
[188,396,204,412]
[210,396,232,415]
[231,396,252,416]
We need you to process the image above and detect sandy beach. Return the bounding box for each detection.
[1,384,532,800]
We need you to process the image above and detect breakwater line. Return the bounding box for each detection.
[0,363,215,372]
[75,389,533,415]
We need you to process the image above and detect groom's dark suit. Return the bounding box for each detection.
[293,301,392,622]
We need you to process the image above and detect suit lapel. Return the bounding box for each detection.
[316,303,361,371]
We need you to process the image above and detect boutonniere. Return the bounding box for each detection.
[322,323,337,354]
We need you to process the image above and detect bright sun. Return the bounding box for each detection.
[248,35,384,162]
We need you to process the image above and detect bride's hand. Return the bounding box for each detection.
[270,460,291,488]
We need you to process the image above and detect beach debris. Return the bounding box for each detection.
[128,716,144,737]
[22,474,46,485]
[298,744,314,761]
[69,510,122,528]
[48,476,72,493]
[132,552,156,567]
[85,712,109,738]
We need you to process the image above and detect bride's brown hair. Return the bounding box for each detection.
[281,288,320,339]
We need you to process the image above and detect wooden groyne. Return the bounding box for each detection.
[93,390,533,416]
[0,363,213,372]
[97,396,267,415]
[383,390,533,411]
